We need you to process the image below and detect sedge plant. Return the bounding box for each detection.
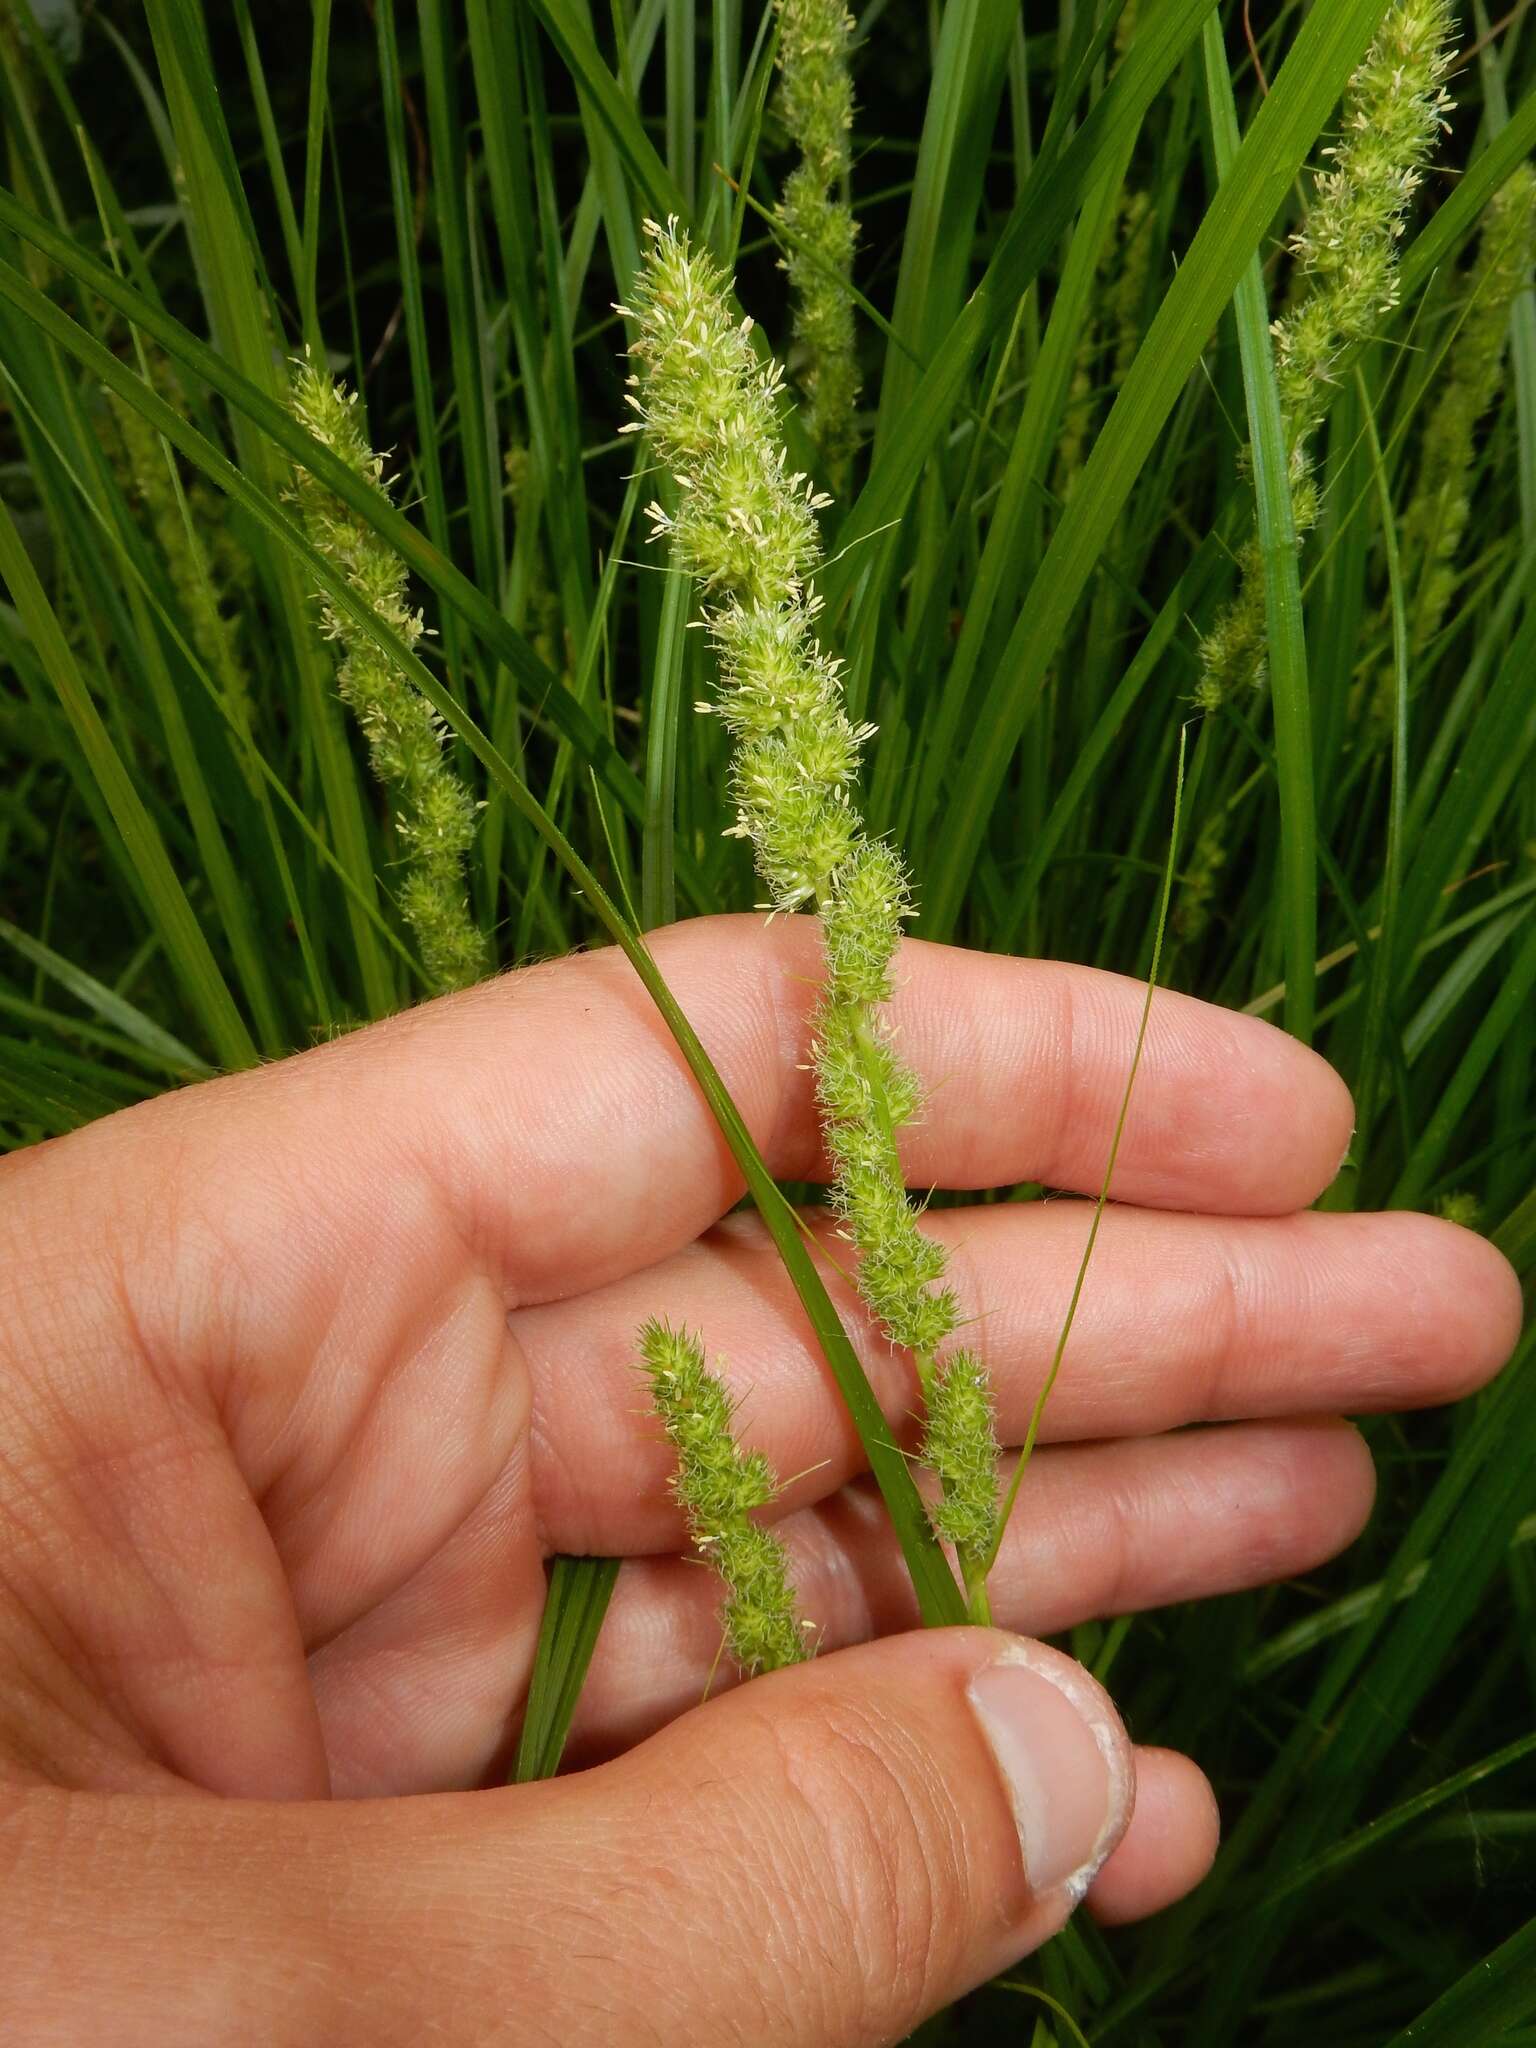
[3,2,1536,2037]
[773,0,861,481]
[1197,0,1458,708]
[288,357,488,994]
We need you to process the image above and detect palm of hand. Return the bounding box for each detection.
[0,917,1514,1849]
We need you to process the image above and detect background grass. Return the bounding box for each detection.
[2,0,1534,2038]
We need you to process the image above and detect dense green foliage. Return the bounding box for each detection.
[1,1,1534,2039]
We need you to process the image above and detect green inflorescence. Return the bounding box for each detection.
[621,218,1000,1619]
[1197,0,1457,711]
[637,1318,809,1675]
[774,0,861,479]
[919,1349,1002,1594]
[1273,0,1457,471]
[1397,164,1536,653]
[288,358,488,994]
[1173,811,1230,947]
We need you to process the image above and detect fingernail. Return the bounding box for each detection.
[967,1644,1131,1901]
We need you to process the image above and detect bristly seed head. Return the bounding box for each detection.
[288,354,487,992]
[637,1318,808,1676]
[773,0,862,477]
[1196,0,1457,712]
[625,218,987,1609]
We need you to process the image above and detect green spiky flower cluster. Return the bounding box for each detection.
[621,222,859,915]
[1197,0,1457,710]
[774,0,861,477]
[623,219,947,1350]
[1274,0,1457,481]
[288,359,487,993]
[622,218,1000,1611]
[1399,165,1536,649]
[813,987,957,1356]
[637,1318,808,1675]
[1173,811,1230,946]
[920,1350,1002,1591]
[1193,530,1267,713]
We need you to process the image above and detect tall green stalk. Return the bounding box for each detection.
[621,217,1000,1628]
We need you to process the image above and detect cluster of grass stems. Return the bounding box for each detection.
[2,1,1535,2039]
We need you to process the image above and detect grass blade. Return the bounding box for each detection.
[0,916,211,1076]
[0,497,255,1069]
[526,0,686,220]
[1202,14,1316,1043]
[513,1556,622,1782]
[821,0,1215,634]
[1382,1916,1536,2046]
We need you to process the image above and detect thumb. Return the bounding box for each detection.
[453,1626,1134,2045]
[2,1629,1133,2046]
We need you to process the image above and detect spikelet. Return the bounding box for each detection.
[1197,1,1457,710]
[774,0,861,477]
[1273,0,1457,473]
[1173,812,1230,946]
[288,358,487,993]
[919,1350,1003,1586]
[638,1319,808,1675]
[1400,166,1536,650]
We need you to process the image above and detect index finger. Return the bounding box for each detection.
[216,911,1352,1302]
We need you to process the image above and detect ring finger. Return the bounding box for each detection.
[568,1414,1375,1756]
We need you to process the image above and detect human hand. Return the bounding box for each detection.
[0,916,1518,2044]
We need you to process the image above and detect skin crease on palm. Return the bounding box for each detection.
[0,914,1521,2046]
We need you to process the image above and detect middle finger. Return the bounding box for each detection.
[518,1203,1514,1554]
